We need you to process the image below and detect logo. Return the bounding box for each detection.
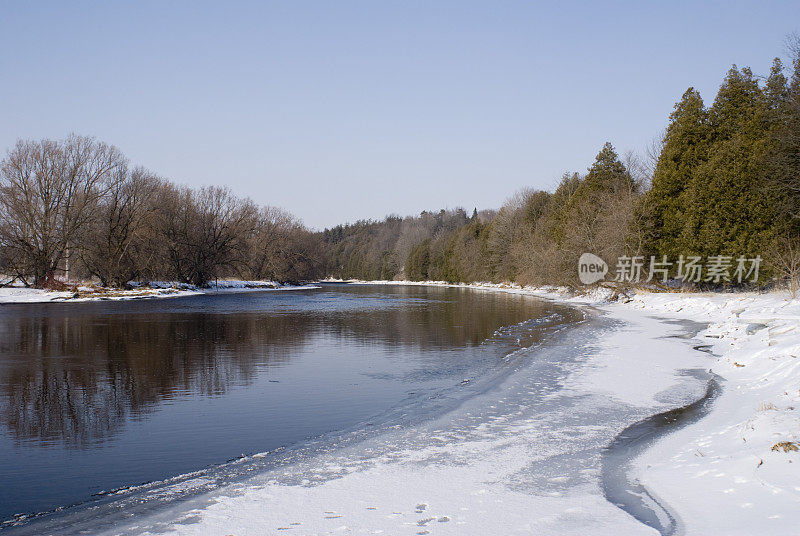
[578,253,608,284]
[577,253,761,285]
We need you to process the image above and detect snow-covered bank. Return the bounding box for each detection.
[507,284,800,533]
[97,295,690,536]
[619,292,800,534]
[0,280,321,304]
[11,281,799,534]
[531,286,800,533]
[80,283,800,536]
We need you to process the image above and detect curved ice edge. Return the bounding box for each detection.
[1,298,586,535]
[601,369,722,536]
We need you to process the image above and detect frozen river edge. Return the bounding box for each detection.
[6,282,800,535]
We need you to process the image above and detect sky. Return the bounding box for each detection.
[1,1,798,230]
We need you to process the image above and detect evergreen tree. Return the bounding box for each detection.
[643,88,711,257]
[765,58,789,111]
[683,66,776,259]
[766,54,800,223]
[405,240,430,281]
[575,142,635,197]
[549,144,638,271]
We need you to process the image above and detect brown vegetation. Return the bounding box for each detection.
[0,136,322,288]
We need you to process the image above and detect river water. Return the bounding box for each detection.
[0,283,580,526]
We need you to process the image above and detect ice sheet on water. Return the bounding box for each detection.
[11,309,709,536]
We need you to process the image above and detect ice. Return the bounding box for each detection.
[103,288,716,536]
[10,283,800,534]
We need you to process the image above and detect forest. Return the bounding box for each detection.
[322,44,800,290]
[1,43,799,291]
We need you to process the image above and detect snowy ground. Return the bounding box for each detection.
[94,294,681,536]
[62,283,798,536]
[0,280,320,303]
[10,281,800,535]
[621,292,800,534]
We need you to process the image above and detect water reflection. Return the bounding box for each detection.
[0,285,579,523]
[0,285,563,449]
[0,313,306,448]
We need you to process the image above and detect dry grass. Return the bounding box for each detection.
[66,285,179,300]
[758,402,778,411]
[771,441,799,453]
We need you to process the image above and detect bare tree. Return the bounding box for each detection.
[78,166,162,287]
[643,129,667,184]
[157,185,257,287]
[767,234,800,298]
[623,149,653,189]
[0,135,124,287]
[246,206,308,281]
[486,188,539,281]
[786,32,800,58]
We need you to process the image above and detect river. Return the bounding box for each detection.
[0,283,580,528]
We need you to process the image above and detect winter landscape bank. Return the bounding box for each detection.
[2,9,799,534]
[10,283,793,536]
[0,280,320,303]
[155,286,800,535]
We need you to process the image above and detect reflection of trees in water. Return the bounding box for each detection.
[0,288,570,448]
[326,286,561,349]
[0,313,306,448]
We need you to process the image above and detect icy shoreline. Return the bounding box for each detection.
[7,281,800,534]
[359,281,800,534]
[0,280,321,304]
[140,282,799,535]
[348,281,800,533]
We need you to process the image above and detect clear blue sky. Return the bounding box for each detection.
[1,1,798,230]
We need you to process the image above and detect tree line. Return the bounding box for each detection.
[3,41,799,291]
[321,41,800,290]
[0,136,323,288]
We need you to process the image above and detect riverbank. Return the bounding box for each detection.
[0,280,321,303]
[619,291,800,534]
[354,281,800,533]
[39,281,785,535]
[136,282,798,535]
[7,281,798,534]
[396,282,800,533]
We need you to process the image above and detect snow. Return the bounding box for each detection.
[13,281,800,534]
[0,280,321,304]
[118,296,668,536]
[619,292,800,534]
[0,287,76,303]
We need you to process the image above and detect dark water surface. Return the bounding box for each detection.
[0,283,577,523]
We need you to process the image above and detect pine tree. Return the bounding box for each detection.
[405,240,430,281]
[683,66,775,259]
[552,144,638,267]
[575,142,635,197]
[643,88,711,258]
[766,54,800,223]
[765,58,789,111]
